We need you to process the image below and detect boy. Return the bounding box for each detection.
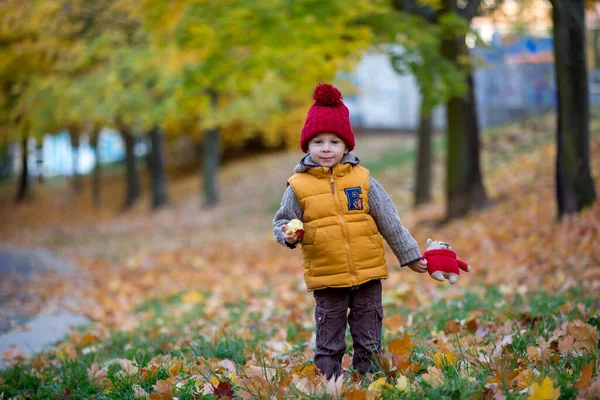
[273,83,427,378]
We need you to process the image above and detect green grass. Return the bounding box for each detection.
[1,283,596,399]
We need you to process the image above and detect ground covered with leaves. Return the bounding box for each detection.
[0,114,599,399]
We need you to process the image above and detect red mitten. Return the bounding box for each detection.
[422,248,471,285]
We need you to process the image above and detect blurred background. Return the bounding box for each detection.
[0,0,597,220]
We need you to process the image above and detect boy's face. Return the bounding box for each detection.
[307,133,347,168]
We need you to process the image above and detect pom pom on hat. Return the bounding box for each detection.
[312,83,343,107]
[300,83,355,153]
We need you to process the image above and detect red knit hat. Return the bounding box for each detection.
[300,83,355,153]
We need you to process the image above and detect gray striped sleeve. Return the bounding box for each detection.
[273,185,304,247]
[368,176,421,266]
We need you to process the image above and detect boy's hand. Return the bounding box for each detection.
[407,258,428,273]
[281,225,299,244]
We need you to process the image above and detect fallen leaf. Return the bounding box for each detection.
[291,363,316,378]
[148,394,173,400]
[387,333,413,356]
[182,291,204,305]
[344,389,368,400]
[444,320,462,334]
[558,335,575,353]
[528,376,560,400]
[515,368,536,390]
[245,365,277,381]
[325,374,344,397]
[466,318,478,332]
[132,384,148,399]
[212,380,235,398]
[567,321,599,352]
[87,362,109,386]
[368,377,389,393]
[575,362,593,389]
[422,366,444,386]
[434,348,457,367]
[155,379,173,394]
[396,374,409,391]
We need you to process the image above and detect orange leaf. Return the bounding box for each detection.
[155,379,173,394]
[387,333,413,356]
[148,394,173,400]
[169,362,182,377]
[575,363,593,389]
[444,320,461,334]
[392,353,411,370]
[466,318,478,332]
[344,389,368,400]
[384,314,406,331]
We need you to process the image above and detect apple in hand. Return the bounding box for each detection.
[285,219,304,239]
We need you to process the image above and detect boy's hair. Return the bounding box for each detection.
[300,83,355,152]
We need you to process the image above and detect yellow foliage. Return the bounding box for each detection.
[528,377,560,400]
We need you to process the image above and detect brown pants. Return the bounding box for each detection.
[312,279,383,378]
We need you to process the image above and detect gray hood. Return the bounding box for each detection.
[293,152,360,173]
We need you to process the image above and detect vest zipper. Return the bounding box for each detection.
[330,170,358,286]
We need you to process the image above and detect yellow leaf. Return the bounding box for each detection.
[434,348,457,367]
[396,374,410,391]
[182,291,204,305]
[528,377,560,400]
[169,362,182,377]
[292,363,316,378]
[368,377,389,393]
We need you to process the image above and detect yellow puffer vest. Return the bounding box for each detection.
[287,164,388,291]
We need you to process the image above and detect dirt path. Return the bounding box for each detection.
[0,133,415,259]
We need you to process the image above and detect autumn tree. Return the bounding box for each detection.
[394,0,494,219]
[142,0,376,208]
[0,2,59,202]
[48,0,175,210]
[550,0,597,217]
[369,10,468,207]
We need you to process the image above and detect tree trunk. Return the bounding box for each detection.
[90,127,102,207]
[442,29,488,220]
[146,126,169,210]
[118,121,141,209]
[203,92,220,208]
[465,72,488,210]
[203,127,220,207]
[69,130,83,193]
[552,0,596,217]
[593,28,600,71]
[15,136,29,203]
[35,139,44,184]
[414,96,433,207]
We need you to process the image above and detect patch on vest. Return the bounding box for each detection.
[344,187,363,211]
